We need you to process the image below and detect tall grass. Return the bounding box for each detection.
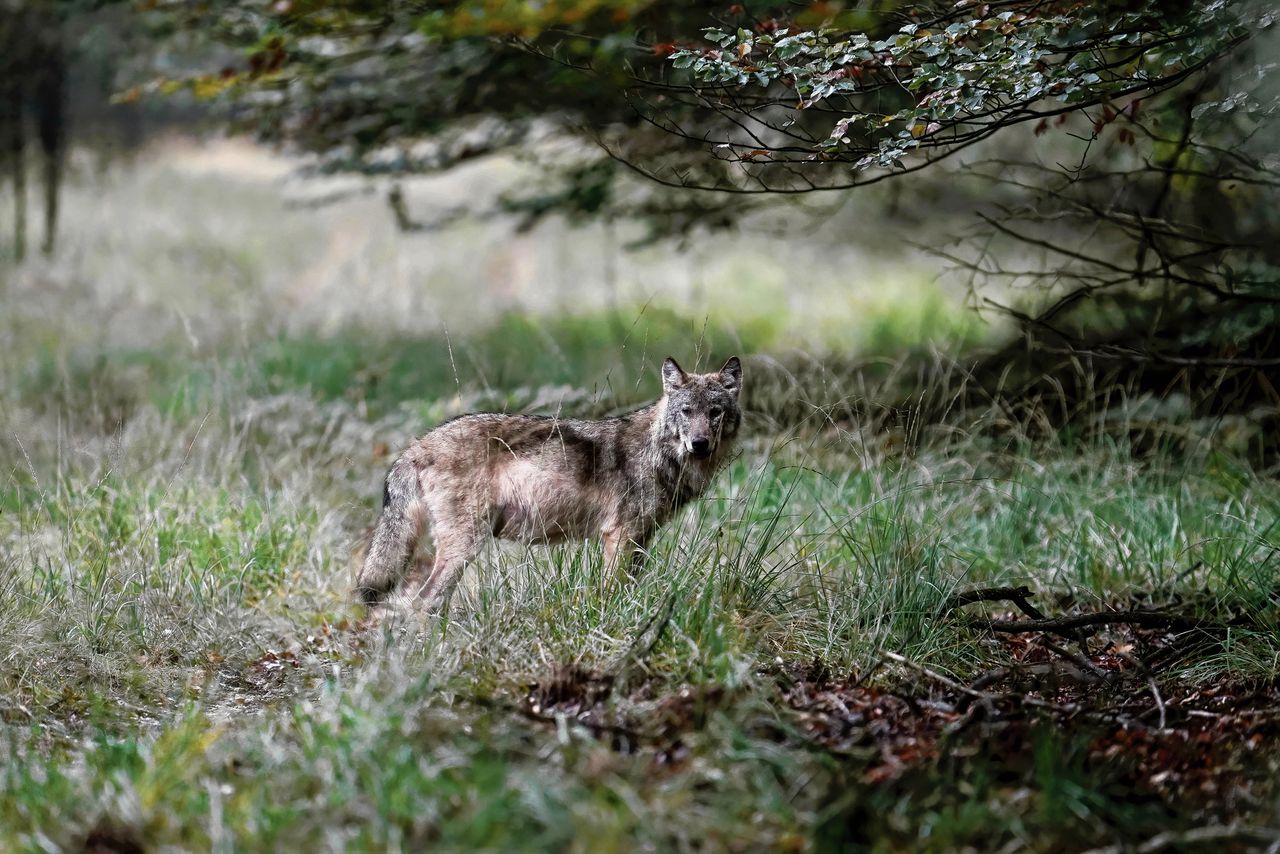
[4,356,1276,844]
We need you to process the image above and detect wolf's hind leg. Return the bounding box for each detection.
[356,458,426,605]
[415,524,482,612]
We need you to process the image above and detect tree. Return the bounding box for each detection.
[654,1,1278,419]
[1,1,67,259]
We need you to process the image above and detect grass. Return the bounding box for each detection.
[0,140,1277,851]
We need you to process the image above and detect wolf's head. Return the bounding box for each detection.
[659,356,743,461]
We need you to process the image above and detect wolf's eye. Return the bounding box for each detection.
[681,406,693,416]
[709,407,722,418]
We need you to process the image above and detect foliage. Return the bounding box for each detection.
[131,1,1273,190]
[132,1,722,182]
[659,1,1280,411]
[669,1,1259,175]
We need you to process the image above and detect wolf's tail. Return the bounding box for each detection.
[355,457,425,605]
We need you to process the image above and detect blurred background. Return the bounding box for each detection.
[4,0,1270,455]
[1,2,985,435]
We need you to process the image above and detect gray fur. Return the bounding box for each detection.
[355,355,743,611]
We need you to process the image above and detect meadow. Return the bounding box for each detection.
[1,140,1277,851]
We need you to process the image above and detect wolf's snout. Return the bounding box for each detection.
[690,437,711,458]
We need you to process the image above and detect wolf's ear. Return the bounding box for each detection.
[661,356,688,393]
[719,356,742,396]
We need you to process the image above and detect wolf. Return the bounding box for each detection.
[355,355,743,611]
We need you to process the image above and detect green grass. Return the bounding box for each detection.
[3,378,1276,849]
[12,292,980,426]
[0,143,1276,851]
[244,305,777,419]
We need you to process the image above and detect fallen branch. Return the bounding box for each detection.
[969,610,1204,634]
[1149,678,1167,731]
[946,586,1096,649]
[944,585,1216,640]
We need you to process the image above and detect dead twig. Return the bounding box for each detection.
[942,585,1040,617]
[465,693,643,747]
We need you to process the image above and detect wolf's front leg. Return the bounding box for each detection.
[602,526,650,582]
